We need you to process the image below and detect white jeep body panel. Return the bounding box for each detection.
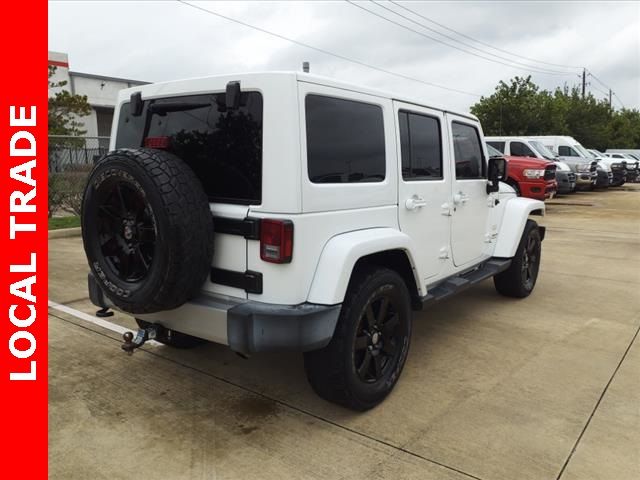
[308,228,420,305]
[104,72,543,352]
[493,197,545,258]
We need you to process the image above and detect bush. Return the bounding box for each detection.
[48,164,92,217]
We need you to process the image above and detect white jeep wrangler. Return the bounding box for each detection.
[82,72,545,410]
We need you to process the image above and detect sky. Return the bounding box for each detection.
[49,1,640,113]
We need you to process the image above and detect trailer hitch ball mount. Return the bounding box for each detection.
[121,325,160,355]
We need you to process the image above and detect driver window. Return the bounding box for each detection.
[452,122,485,179]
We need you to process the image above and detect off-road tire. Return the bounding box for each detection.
[135,319,205,349]
[304,266,412,411]
[82,148,214,314]
[494,219,541,298]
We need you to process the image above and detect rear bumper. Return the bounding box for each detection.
[88,273,341,354]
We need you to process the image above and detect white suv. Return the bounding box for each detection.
[82,72,545,410]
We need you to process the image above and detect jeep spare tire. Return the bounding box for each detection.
[81,148,214,314]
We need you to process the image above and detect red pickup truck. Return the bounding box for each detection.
[487,144,557,200]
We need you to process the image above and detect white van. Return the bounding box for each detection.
[527,136,598,189]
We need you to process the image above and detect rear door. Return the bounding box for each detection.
[395,101,451,280]
[114,92,265,298]
[447,115,491,267]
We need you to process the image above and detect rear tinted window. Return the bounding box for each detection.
[305,95,385,183]
[398,111,442,180]
[115,92,263,204]
[452,122,485,179]
[558,145,579,157]
[510,141,535,157]
[487,141,505,153]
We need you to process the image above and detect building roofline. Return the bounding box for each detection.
[69,70,149,85]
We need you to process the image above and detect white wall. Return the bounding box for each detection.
[70,76,133,108]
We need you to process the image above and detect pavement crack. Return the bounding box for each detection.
[555,320,640,480]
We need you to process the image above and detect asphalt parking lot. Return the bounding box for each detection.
[49,186,640,480]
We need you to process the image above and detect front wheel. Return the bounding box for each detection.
[494,220,542,298]
[304,266,412,410]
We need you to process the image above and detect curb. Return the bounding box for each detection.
[48,227,82,239]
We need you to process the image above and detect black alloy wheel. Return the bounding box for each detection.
[353,294,403,383]
[82,148,214,314]
[96,179,157,283]
[494,219,542,298]
[304,266,412,410]
[520,232,540,292]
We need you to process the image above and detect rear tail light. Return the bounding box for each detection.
[260,219,293,264]
[144,136,170,149]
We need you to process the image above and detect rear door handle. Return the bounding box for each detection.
[405,195,427,210]
[453,192,469,205]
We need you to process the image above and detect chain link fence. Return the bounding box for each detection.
[48,135,109,217]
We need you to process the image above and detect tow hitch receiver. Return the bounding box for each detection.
[121,325,160,355]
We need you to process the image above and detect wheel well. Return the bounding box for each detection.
[530,208,544,216]
[352,250,422,310]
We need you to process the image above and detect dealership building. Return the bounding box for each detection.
[48,51,147,138]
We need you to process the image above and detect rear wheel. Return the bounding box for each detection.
[494,220,541,298]
[135,319,205,349]
[304,266,412,410]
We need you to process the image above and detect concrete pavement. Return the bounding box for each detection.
[49,185,640,480]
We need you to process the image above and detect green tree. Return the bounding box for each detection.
[48,65,91,136]
[48,66,92,217]
[471,76,640,149]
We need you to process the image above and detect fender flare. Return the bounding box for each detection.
[307,228,421,305]
[493,197,545,258]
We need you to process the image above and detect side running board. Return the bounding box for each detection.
[420,258,511,308]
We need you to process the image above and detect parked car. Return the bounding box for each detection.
[588,149,626,186]
[605,149,640,159]
[81,72,546,410]
[486,143,557,200]
[605,153,639,182]
[485,136,576,194]
[527,136,598,190]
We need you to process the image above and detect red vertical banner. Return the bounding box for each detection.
[0,0,48,477]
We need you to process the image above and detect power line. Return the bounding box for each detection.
[176,0,482,97]
[587,70,624,108]
[388,0,584,71]
[365,0,576,76]
[346,1,572,76]
[612,92,625,109]
[590,84,609,98]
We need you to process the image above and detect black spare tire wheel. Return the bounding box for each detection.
[82,148,214,314]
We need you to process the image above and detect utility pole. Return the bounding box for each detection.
[609,89,612,109]
[582,68,586,98]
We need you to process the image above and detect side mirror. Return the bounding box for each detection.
[225,81,241,110]
[487,157,507,194]
[130,92,143,117]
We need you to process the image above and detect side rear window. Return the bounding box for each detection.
[558,145,579,157]
[487,141,505,153]
[452,122,485,179]
[398,110,442,180]
[305,95,385,183]
[115,92,263,205]
[510,141,535,157]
